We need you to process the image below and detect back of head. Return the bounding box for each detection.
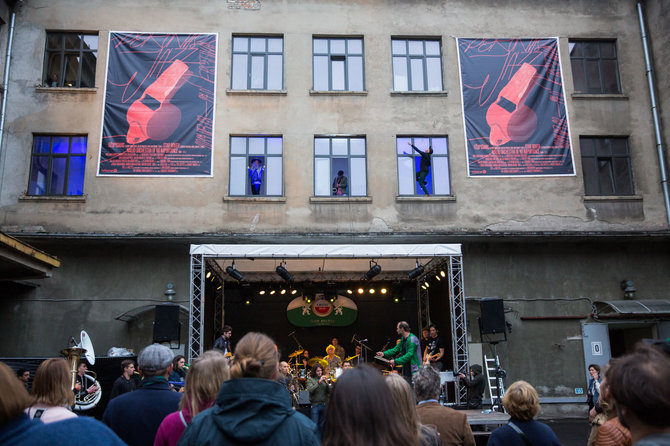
[229,332,278,379]
[413,365,441,401]
[180,350,229,417]
[0,362,32,425]
[32,358,75,407]
[606,343,670,428]
[385,373,419,435]
[322,365,418,446]
[138,343,174,377]
[502,380,540,421]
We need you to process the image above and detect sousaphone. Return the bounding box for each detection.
[61,330,102,411]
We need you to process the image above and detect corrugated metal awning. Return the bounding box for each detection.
[594,300,670,317]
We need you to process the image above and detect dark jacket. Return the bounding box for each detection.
[410,144,432,172]
[178,378,319,446]
[1,413,126,446]
[103,376,181,446]
[487,419,561,446]
[109,375,136,400]
[461,364,486,409]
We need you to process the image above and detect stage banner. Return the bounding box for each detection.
[286,295,358,327]
[457,38,574,177]
[98,32,217,176]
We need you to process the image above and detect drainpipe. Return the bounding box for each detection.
[0,1,19,197]
[637,1,670,227]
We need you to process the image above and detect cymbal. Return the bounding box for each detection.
[345,354,359,361]
[288,349,304,358]
[307,357,328,367]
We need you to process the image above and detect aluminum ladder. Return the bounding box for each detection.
[484,354,506,412]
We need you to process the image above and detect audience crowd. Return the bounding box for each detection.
[1,333,669,446]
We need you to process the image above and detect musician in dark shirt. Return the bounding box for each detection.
[109,359,138,400]
[424,324,446,371]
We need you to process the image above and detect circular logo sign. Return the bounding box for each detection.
[312,300,333,317]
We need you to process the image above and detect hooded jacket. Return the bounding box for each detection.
[177,378,319,446]
[462,364,486,409]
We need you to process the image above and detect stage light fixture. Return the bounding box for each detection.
[424,281,430,288]
[435,274,441,281]
[369,288,375,294]
[244,298,252,305]
[380,288,387,294]
[270,289,276,295]
[259,289,266,295]
[226,261,244,282]
[357,288,364,294]
[394,297,399,303]
[276,260,294,282]
[347,289,353,294]
[216,285,222,290]
[206,271,212,279]
[291,289,298,295]
[363,260,381,280]
[421,284,427,290]
[440,270,446,278]
[281,288,286,295]
[408,261,425,280]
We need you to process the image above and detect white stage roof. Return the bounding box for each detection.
[190,243,461,258]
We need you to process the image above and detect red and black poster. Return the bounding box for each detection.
[98,33,217,176]
[457,38,574,177]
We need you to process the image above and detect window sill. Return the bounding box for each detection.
[390,90,448,97]
[309,90,368,96]
[583,195,642,203]
[310,196,372,203]
[226,89,287,96]
[396,195,456,202]
[19,195,86,202]
[223,196,286,202]
[571,93,628,100]
[35,86,98,94]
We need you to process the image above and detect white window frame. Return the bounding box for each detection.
[231,36,284,90]
[396,136,451,196]
[314,136,367,197]
[312,37,365,91]
[391,38,443,92]
[229,135,283,196]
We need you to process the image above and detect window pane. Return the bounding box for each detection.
[580,137,595,156]
[231,137,247,154]
[431,137,448,155]
[332,59,345,90]
[34,136,51,154]
[596,139,611,156]
[600,41,616,58]
[433,156,450,195]
[314,138,330,155]
[598,159,615,195]
[413,138,430,150]
[332,138,348,155]
[268,38,283,53]
[391,40,406,55]
[348,56,363,91]
[350,157,366,196]
[250,38,266,52]
[331,39,345,54]
[71,136,87,154]
[601,59,620,93]
[426,57,442,91]
[581,157,598,195]
[266,156,282,195]
[313,56,329,90]
[398,157,415,195]
[393,57,408,91]
[348,39,362,55]
[64,34,81,50]
[611,139,628,155]
[315,157,331,196]
[82,35,98,51]
[47,33,62,50]
[410,58,425,91]
[408,41,423,55]
[267,55,283,90]
[50,158,67,194]
[233,37,248,52]
[425,40,440,56]
[63,54,80,87]
[248,137,265,154]
[313,39,328,54]
[230,156,247,195]
[80,53,96,88]
[52,137,70,154]
[585,60,601,93]
[67,156,86,195]
[250,55,265,89]
[350,138,365,155]
[232,54,248,89]
[583,42,598,57]
[569,42,582,57]
[267,137,283,154]
[45,53,63,86]
[571,59,585,92]
[613,158,633,195]
[397,137,411,154]
[28,156,49,195]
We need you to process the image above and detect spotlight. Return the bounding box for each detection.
[364,260,381,280]
[369,288,375,294]
[408,261,425,280]
[347,289,353,294]
[281,289,286,295]
[244,298,252,305]
[357,288,364,294]
[226,261,244,282]
[216,285,222,290]
[424,281,430,288]
[440,270,446,278]
[421,284,427,290]
[380,288,387,294]
[394,297,399,303]
[206,271,212,279]
[259,290,266,295]
[270,289,276,295]
[435,274,441,281]
[276,260,294,282]
[291,289,297,295]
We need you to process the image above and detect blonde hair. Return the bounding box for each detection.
[179,350,229,417]
[32,358,75,408]
[229,332,279,380]
[502,380,540,421]
[385,373,421,438]
[0,362,32,424]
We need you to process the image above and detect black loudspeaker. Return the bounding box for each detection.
[153,305,181,342]
[479,298,506,335]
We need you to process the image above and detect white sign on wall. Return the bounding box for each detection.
[592,341,603,356]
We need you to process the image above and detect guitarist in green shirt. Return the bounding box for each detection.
[376,321,422,384]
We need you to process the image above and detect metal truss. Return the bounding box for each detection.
[448,255,469,405]
[188,253,205,362]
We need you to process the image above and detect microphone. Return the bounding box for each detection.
[360,339,368,342]
[288,331,295,337]
[351,334,357,343]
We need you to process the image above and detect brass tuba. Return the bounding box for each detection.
[61,331,102,411]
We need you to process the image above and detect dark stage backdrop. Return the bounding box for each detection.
[221,285,419,363]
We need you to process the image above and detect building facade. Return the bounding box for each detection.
[1,0,668,416]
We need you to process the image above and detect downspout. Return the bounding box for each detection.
[637,1,670,226]
[0,1,19,197]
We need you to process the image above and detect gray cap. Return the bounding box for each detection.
[138,344,174,372]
